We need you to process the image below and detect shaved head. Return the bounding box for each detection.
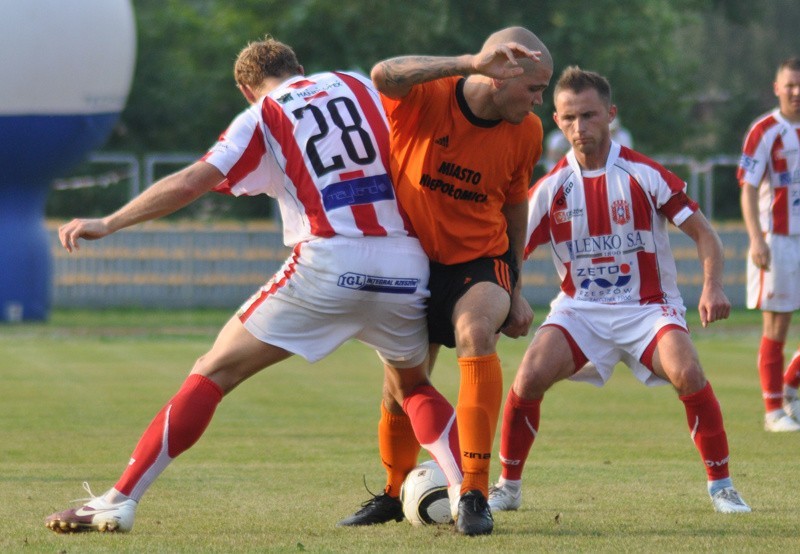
[482,26,553,71]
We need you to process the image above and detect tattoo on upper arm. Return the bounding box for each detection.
[382,56,464,87]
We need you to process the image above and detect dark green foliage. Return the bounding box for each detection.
[48,0,800,221]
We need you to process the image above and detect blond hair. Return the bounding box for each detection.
[234,35,302,88]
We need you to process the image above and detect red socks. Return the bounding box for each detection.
[114,374,223,501]
[758,337,785,411]
[784,349,800,389]
[498,389,541,481]
[679,382,729,481]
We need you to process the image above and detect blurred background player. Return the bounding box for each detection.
[337,26,552,536]
[543,114,633,171]
[737,57,800,432]
[488,66,750,515]
[45,36,462,534]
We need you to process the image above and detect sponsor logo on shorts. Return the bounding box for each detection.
[660,305,681,318]
[338,272,419,294]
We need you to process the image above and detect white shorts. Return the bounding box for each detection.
[746,233,800,312]
[237,235,430,367]
[540,295,689,387]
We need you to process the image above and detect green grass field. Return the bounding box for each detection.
[1,308,797,553]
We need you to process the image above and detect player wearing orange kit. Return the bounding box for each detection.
[337,26,552,536]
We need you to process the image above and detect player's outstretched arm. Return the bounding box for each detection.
[370,42,540,99]
[371,55,474,99]
[59,161,225,253]
[678,211,731,327]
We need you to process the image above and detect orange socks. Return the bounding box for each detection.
[378,403,420,497]
[456,353,503,496]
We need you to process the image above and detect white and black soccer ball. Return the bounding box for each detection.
[400,460,452,526]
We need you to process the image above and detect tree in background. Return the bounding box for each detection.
[56,0,796,220]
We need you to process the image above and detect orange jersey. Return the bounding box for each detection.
[381,76,542,265]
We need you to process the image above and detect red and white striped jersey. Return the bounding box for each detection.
[203,71,413,246]
[737,108,800,236]
[526,142,698,305]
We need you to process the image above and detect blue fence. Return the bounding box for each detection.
[49,221,750,310]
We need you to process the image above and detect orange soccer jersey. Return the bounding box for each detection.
[381,76,542,265]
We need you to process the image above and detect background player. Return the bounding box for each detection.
[737,57,800,432]
[336,27,552,536]
[45,36,462,533]
[544,116,633,171]
[487,66,751,515]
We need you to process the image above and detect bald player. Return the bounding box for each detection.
[337,26,553,536]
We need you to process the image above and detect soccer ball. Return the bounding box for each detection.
[400,460,452,526]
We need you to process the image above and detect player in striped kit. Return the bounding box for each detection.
[737,57,800,432]
[45,36,462,533]
[487,67,750,514]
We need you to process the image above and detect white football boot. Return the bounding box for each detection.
[764,409,800,432]
[710,487,751,514]
[783,393,800,423]
[45,483,137,533]
[487,481,522,512]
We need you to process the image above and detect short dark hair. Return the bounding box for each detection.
[777,57,800,75]
[554,66,612,106]
[234,35,302,88]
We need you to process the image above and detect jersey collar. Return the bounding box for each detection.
[455,78,502,128]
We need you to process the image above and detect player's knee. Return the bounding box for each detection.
[513,366,554,398]
[454,319,499,355]
[669,365,707,395]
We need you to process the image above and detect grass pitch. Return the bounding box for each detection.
[1,308,797,552]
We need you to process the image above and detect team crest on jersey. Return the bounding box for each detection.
[611,199,631,225]
[276,92,293,104]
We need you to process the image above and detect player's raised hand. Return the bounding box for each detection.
[472,42,541,80]
[59,218,111,253]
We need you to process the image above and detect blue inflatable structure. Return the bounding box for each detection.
[0,0,136,321]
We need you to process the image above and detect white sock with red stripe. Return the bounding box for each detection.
[112,374,223,502]
[402,384,462,488]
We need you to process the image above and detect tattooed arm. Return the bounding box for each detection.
[370,42,541,99]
